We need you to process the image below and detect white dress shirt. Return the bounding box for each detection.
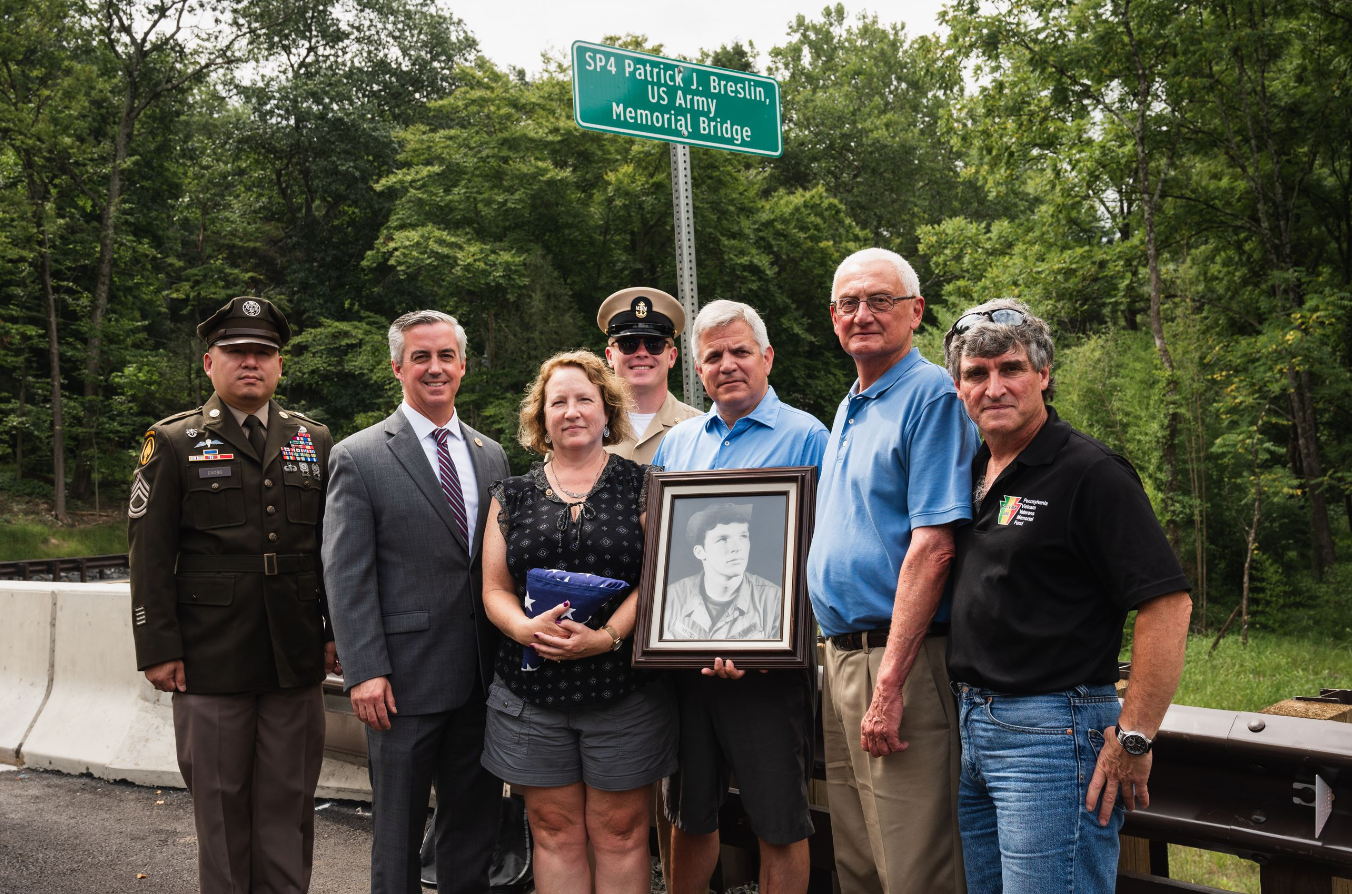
[401,401,480,544]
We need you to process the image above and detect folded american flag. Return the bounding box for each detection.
[522,568,630,671]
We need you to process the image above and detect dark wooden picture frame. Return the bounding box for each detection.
[632,466,816,668]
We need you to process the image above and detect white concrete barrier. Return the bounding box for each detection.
[0,582,56,763]
[20,582,181,783]
[13,581,371,800]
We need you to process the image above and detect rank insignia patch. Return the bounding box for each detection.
[281,430,318,463]
[128,470,151,518]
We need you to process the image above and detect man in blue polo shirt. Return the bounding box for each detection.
[807,248,978,894]
[653,299,828,894]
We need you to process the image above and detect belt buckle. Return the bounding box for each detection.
[264,552,278,576]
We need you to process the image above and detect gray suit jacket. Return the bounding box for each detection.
[322,407,510,715]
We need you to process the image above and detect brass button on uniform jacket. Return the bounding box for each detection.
[128,392,335,694]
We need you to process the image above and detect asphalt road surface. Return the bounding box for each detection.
[0,766,374,893]
[0,766,672,894]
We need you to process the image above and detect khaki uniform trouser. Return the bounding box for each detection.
[174,684,325,894]
[822,636,965,894]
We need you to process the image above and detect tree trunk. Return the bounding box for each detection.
[72,97,134,499]
[37,192,68,524]
[1135,132,1182,555]
[1287,363,1336,572]
[1240,489,1259,648]
[15,358,26,479]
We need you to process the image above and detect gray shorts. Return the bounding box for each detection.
[481,676,679,791]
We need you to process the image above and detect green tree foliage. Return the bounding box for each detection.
[0,3,1348,635]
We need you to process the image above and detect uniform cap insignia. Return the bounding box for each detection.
[128,470,151,518]
[243,300,262,317]
[635,299,649,318]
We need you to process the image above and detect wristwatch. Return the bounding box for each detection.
[1116,728,1153,756]
[603,625,624,652]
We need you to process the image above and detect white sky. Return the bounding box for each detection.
[449,1,952,76]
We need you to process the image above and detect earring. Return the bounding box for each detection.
[544,433,552,444]
[603,424,610,438]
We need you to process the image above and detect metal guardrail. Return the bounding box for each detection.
[0,553,130,582]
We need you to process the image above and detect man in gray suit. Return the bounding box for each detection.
[323,310,510,894]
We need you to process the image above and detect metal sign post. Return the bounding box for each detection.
[669,142,704,410]
[571,41,783,408]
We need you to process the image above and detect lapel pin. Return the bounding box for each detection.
[279,411,290,419]
[474,437,483,447]
[208,408,220,418]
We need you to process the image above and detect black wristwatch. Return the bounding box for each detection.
[1116,728,1153,756]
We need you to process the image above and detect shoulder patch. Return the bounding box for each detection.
[138,433,155,466]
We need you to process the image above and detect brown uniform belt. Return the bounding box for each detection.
[828,621,950,652]
[176,553,315,576]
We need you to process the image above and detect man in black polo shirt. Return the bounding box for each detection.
[943,299,1192,894]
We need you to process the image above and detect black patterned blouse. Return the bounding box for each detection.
[487,454,654,707]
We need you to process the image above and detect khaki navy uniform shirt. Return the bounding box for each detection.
[128,392,335,694]
[607,391,702,465]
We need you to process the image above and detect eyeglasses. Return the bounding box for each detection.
[831,294,916,316]
[612,335,671,355]
[948,308,1028,336]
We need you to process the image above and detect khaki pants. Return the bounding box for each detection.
[174,685,325,894]
[822,637,964,894]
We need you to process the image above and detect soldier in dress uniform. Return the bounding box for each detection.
[598,286,702,465]
[128,296,338,894]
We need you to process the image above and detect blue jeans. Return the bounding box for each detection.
[954,682,1125,894]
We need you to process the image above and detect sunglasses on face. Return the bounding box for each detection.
[948,308,1028,336]
[612,336,671,355]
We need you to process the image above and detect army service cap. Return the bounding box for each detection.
[686,502,753,546]
[598,287,685,340]
[197,296,291,349]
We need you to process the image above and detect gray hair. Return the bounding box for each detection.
[691,300,770,358]
[831,248,921,299]
[388,310,468,364]
[943,298,1057,401]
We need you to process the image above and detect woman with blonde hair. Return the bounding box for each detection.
[481,350,678,894]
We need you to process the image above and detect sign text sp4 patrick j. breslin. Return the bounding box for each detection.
[572,41,782,157]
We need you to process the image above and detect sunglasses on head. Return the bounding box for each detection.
[612,335,671,355]
[948,308,1028,336]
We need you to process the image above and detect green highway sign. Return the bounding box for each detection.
[572,41,782,157]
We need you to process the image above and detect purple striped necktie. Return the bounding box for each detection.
[432,428,469,543]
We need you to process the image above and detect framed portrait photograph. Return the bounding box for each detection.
[632,466,816,668]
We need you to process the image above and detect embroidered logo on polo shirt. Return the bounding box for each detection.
[998,495,1048,526]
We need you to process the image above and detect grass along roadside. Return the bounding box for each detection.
[0,519,128,562]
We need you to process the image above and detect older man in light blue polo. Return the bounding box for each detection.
[653,299,827,894]
[806,248,979,894]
